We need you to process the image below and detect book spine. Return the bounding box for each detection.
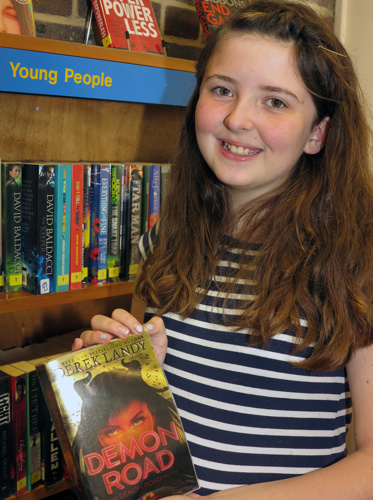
[120,164,130,280]
[91,0,113,47]
[70,164,84,290]
[38,165,55,295]
[128,165,143,281]
[1,163,22,292]
[82,165,91,285]
[161,164,170,208]
[26,370,42,490]
[149,164,161,229]
[141,164,150,234]
[88,165,101,284]
[10,372,27,496]
[40,387,63,486]
[22,165,39,295]
[36,365,88,500]
[0,374,12,500]
[54,165,72,292]
[194,0,211,37]
[107,165,121,283]
[97,165,110,285]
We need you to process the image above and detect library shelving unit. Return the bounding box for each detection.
[0,32,195,499]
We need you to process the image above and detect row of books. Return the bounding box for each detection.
[0,163,169,295]
[0,330,80,499]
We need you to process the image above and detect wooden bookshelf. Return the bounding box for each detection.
[0,37,193,499]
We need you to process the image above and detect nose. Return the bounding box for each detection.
[224,98,255,132]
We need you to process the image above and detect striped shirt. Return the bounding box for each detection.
[139,228,352,496]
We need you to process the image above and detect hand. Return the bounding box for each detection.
[72,309,168,365]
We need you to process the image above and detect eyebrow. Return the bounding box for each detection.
[203,75,302,104]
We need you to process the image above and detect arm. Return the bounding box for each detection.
[171,343,373,500]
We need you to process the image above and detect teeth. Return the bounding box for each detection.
[223,142,259,156]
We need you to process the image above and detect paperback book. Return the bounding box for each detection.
[54,165,71,292]
[91,0,164,53]
[36,334,199,500]
[0,371,12,499]
[194,0,248,37]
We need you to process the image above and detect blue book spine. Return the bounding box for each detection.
[88,165,101,284]
[97,165,110,285]
[149,164,161,229]
[53,165,71,292]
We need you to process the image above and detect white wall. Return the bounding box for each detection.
[335,0,373,122]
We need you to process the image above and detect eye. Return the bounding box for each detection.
[102,426,119,438]
[213,86,233,97]
[266,98,286,108]
[132,416,146,427]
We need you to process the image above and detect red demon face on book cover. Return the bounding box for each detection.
[36,334,198,500]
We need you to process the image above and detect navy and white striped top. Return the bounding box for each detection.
[139,228,352,496]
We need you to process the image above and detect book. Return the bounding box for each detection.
[11,361,42,492]
[1,163,22,293]
[0,364,27,497]
[97,165,111,285]
[22,164,55,295]
[141,164,150,235]
[127,164,143,281]
[107,165,122,283]
[90,0,164,54]
[0,371,12,500]
[120,164,131,280]
[36,334,199,500]
[194,0,248,37]
[149,164,161,229]
[88,164,101,284]
[82,165,91,285]
[160,164,170,208]
[70,164,84,290]
[5,0,36,37]
[27,357,63,487]
[54,164,72,292]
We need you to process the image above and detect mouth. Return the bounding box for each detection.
[222,141,261,156]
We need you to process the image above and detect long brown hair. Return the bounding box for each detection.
[136,0,373,371]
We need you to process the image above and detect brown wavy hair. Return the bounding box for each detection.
[136,0,373,371]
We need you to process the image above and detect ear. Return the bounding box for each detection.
[304,116,331,155]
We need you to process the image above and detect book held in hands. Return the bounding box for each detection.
[36,333,199,500]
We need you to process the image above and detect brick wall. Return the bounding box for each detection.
[32,0,335,61]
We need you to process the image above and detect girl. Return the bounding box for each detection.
[74,1,373,498]
[0,0,35,36]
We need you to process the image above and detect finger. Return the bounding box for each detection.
[78,329,115,348]
[91,313,131,339]
[111,308,145,336]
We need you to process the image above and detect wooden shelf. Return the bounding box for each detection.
[7,480,74,500]
[0,281,134,314]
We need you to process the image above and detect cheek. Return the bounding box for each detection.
[195,98,219,136]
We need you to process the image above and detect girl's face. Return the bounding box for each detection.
[9,165,20,179]
[0,0,21,34]
[195,34,329,209]
[97,400,155,453]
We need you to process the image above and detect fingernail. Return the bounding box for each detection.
[145,323,154,331]
[118,327,129,337]
[135,324,143,333]
[99,333,108,340]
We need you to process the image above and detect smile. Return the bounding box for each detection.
[222,141,261,156]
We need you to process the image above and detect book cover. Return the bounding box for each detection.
[141,164,150,235]
[0,371,12,500]
[22,164,55,295]
[11,361,42,492]
[1,163,22,293]
[97,165,110,286]
[36,334,199,500]
[149,164,161,230]
[0,364,27,497]
[54,164,72,292]
[128,164,143,282]
[5,0,36,37]
[88,165,101,285]
[82,165,91,285]
[91,0,164,54]
[194,0,248,37]
[107,165,122,283]
[70,164,84,290]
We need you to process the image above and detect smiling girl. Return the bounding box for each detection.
[74,1,373,498]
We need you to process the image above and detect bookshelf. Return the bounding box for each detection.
[0,33,195,500]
